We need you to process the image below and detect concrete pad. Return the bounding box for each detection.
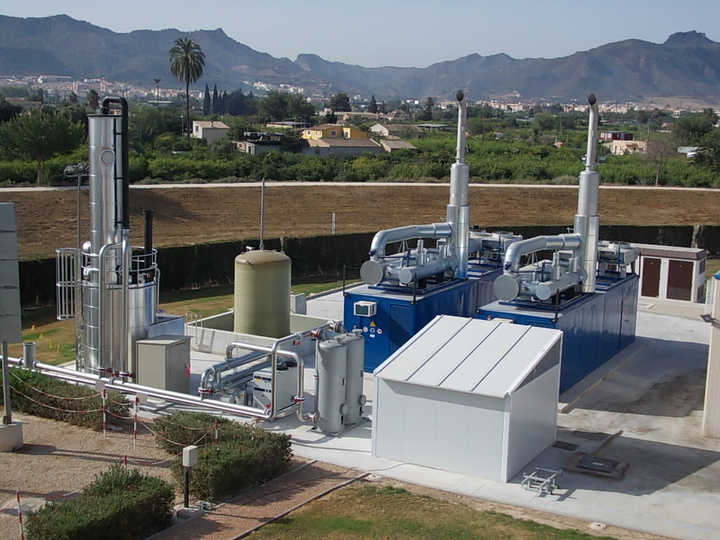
[0,422,23,452]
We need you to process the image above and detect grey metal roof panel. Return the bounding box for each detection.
[409,319,501,388]
[442,322,532,395]
[373,316,470,381]
[473,326,561,397]
[375,315,562,398]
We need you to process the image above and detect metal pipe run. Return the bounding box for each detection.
[502,234,581,274]
[361,90,473,287]
[198,350,268,397]
[223,321,342,422]
[493,94,603,302]
[367,223,452,259]
[21,361,279,419]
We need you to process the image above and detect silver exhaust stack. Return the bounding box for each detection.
[575,94,600,293]
[494,94,602,302]
[359,91,471,287]
[447,90,470,279]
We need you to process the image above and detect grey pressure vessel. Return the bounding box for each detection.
[316,337,348,435]
[344,330,366,426]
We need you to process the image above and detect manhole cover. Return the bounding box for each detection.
[577,455,617,473]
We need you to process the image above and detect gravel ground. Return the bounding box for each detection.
[0,412,175,538]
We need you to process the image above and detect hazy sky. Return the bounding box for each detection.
[3,1,720,68]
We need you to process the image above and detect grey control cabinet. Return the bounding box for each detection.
[135,335,190,393]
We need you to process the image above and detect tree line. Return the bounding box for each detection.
[0,37,719,186]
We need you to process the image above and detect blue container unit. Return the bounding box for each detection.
[344,267,502,372]
[477,274,638,393]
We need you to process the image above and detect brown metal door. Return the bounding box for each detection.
[667,260,693,301]
[641,257,661,297]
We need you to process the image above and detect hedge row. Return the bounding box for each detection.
[155,411,293,502]
[0,368,129,430]
[25,465,174,540]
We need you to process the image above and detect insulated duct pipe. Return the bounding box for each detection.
[361,223,455,286]
[575,94,601,293]
[367,223,452,259]
[447,90,470,279]
[502,234,581,274]
[494,234,582,301]
[493,94,602,302]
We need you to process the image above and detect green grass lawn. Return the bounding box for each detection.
[251,484,612,540]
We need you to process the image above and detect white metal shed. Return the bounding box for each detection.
[372,315,563,482]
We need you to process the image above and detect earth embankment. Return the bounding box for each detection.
[1,183,719,261]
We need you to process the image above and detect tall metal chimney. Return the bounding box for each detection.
[574,94,601,293]
[447,90,470,279]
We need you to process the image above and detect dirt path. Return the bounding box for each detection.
[151,461,364,540]
[2,183,719,260]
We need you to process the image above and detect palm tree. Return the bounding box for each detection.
[169,38,205,141]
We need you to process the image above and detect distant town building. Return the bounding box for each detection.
[301,124,367,140]
[607,139,647,155]
[369,123,423,139]
[233,132,283,155]
[380,140,418,153]
[302,138,381,157]
[192,121,230,144]
[600,131,634,141]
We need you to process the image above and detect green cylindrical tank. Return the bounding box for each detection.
[233,250,291,338]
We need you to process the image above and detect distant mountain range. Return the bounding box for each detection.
[1,14,719,103]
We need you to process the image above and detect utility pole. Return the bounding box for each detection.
[153,78,161,107]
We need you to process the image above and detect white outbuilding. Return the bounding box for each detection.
[372,315,563,482]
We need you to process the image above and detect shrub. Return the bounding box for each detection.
[156,411,292,502]
[25,465,174,540]
[173,433,293,502]
[0,159,35,184]
[0,368,129,430]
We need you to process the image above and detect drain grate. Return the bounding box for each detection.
[553,440,579,451]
